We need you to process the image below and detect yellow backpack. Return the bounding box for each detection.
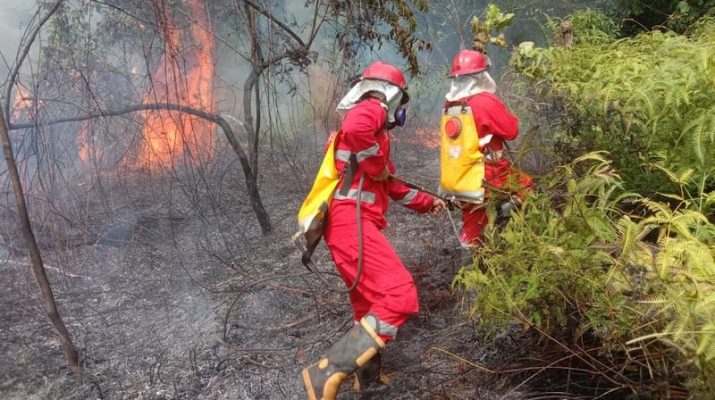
[293,131,341,266]
[438,103,485,204]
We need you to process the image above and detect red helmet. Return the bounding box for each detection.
[449,50,490,77]
[361,61,408,91]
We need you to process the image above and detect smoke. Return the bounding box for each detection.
[0,0,36,77]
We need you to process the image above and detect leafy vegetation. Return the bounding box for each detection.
[470,4,514,52]
[512,11,715,194]
[328,0,429,74]
[455,153,715,396]
[455,6,715,397]
[612,0,715,34]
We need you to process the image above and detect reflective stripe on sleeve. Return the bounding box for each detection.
[335,144,380,163]
[396,188,418,206]
[333,189,376,204]
[355,143,380,162]
[335,149,352,162]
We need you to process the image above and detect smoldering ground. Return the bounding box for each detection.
[1,139,537,399]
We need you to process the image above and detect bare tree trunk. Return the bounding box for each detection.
[243,67,261,182]
[242,1,265,183]
[0,110,80,374]
[9,102,272,234]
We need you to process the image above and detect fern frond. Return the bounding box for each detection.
[573,150,611,166]
[638,198,673,218]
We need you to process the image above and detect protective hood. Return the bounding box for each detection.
[336,79,405,124]
[445,71,497,102]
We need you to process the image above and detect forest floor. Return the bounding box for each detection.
[0,140,539,400]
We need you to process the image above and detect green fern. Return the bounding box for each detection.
[486,10,715,394]
[455,153,715,394]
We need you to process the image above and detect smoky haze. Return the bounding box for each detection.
[0,0,37,77]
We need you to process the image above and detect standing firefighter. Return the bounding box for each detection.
[300,61,445,399]
[440,49,533,248]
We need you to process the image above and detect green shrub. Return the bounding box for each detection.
[547,8,618,45]
[613,0,715,34]
[454,153,715,396]
[510,11,715,194]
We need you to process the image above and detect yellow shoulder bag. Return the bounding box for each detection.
[293,131,340,267]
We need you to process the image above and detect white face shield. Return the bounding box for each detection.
[445,71,497,102]
[336,79,405,124]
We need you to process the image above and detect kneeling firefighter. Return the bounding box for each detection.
[301,61,446,399]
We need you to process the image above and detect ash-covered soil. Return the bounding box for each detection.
[0,141,534,400]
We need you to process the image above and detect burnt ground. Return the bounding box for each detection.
[0,140,536,400]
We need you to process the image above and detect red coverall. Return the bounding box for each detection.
[459,92,534,247]
[325,97,433,343]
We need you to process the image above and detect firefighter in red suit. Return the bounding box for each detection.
[446,50,533,248]
[302,61,446,400]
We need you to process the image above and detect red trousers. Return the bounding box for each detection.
[325,219,419,343]
[461,163,534,247]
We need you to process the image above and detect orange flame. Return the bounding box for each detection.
[77,120,103,164]
[397,127,440,149]
[414,128,440,149]
[12,86,35,120]
[138,0,214,169]
[77,121,90,163]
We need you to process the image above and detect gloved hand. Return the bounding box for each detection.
[430,197,446,214]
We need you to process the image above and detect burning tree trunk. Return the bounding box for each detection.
[0,109,81,375]
[140,0,216,168]
[134,0,272,233]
